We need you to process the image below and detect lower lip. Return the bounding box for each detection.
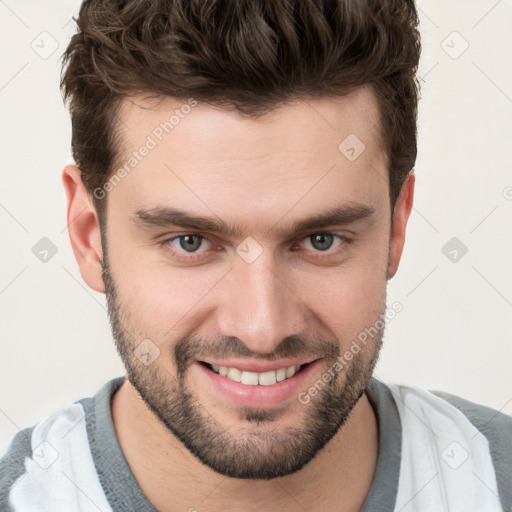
[193,360,322,408]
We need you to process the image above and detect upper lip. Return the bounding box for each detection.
[198,358,320,373]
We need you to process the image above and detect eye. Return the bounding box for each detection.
[299,233,346,253]
[166,234,213,255]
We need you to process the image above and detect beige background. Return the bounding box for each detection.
[1,0,511,454]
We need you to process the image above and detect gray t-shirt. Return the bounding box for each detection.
[1,376,511,511]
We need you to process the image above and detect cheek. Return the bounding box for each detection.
[298,267,387,343]
[114,259,229,340]
[292,228,390,342]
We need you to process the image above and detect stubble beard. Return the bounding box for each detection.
[101,253,384,480]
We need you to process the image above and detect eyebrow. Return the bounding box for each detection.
[133,203,375,239]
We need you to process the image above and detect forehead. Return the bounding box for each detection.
[116,86,383,157]
[108,87,388,230]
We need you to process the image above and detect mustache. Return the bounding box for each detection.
[174,333,341,374]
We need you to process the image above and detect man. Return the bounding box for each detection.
[1,0,510,510]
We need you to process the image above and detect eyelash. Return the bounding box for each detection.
[161,232,350,263]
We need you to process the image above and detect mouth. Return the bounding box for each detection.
[193,359,322,408]
[198,361,312,386]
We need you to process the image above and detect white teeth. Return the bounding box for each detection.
[241,371,259,385]
[276,368,287,382]
[227,367,242,382]
[209,363,302,385]
[286,365,298,378]
[258,370,277,386]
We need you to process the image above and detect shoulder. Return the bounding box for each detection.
[0,400,87,510]
[429,388,512,443]
[388,382,512,443]
[0,426,35,509]
[385,381,512,511]
[0,378,123,511]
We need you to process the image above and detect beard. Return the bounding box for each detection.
[101,250,385,480]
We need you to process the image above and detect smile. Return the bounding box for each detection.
[201,362,307,386]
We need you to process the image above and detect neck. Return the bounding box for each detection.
[112,378,378,512]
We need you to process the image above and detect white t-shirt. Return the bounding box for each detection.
[1,376,511,511]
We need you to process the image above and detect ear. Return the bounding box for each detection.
[387,171,415,279]
[62,164,105,293]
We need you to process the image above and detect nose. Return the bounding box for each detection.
[215,249,307,354]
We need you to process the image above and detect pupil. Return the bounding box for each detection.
[180,235,202,252]
[312,234,333,251]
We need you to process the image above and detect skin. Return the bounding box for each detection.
[62,85,414,511]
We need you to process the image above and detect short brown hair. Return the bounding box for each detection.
[61,0,421,225]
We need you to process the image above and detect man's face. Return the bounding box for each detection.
[99,87,399,479]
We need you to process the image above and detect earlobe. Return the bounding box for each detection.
[62,164,106,293]
[387,171,415,280]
